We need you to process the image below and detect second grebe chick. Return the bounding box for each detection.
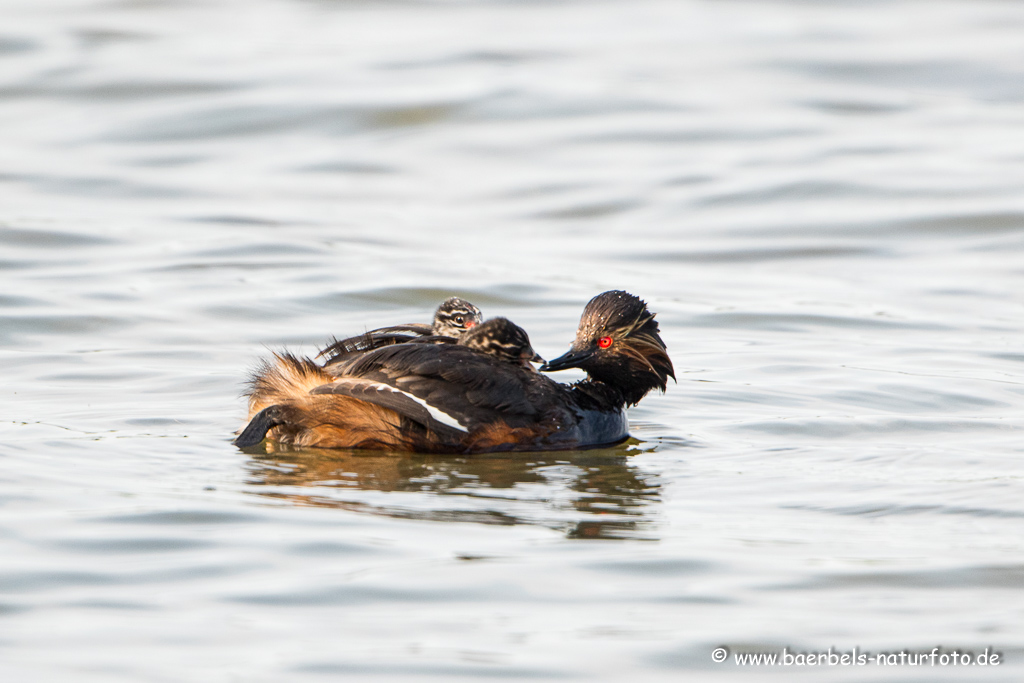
[458,317,544,368]
[319,296,482,363]
[431,297,484,337]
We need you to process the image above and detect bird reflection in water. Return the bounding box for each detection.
[243,440,662,540]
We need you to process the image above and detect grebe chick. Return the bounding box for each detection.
[235,290,671,453]
[458,317,544,368]
[318,296,482,363]
[431,297,485,337]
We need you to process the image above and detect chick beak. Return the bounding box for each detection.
[520,347,545,369]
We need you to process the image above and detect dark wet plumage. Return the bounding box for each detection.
[541,290,675,406]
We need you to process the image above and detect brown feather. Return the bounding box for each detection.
[246,352,335,417]
[245,353,460,451]
[464,421,558,452]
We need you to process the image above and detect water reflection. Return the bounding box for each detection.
[243,441,663,540]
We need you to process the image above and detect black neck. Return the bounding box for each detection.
[570,379,631,411]
[574,370,659,408]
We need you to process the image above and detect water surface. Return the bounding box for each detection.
[2,0,1024,680]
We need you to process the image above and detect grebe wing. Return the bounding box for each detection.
[310,377,470,437]
[320,344,550,429]
[318,323,434,362]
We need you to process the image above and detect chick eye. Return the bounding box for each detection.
[598,336,613,349]
[454,315,464,325]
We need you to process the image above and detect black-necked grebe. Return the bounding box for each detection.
[235,291,672,453]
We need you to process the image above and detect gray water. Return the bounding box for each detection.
[3,0,1024,680]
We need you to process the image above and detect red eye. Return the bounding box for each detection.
[598,336,613,349]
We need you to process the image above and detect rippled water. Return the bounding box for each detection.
[3,0,1024,680]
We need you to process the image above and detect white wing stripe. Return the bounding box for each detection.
[374,385,469,433]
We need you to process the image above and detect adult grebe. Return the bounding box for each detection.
[235,291,672,453]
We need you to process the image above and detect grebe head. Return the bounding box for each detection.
[541,290,675,405]
[458,317,544,367]
[432,297,483,337]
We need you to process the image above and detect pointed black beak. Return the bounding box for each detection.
[540,346,594,373]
